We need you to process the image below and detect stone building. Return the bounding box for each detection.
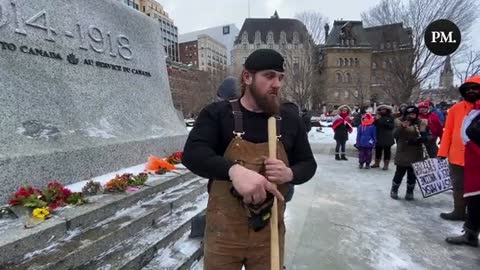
[179,34,227,76]
[231,12,318,108]
[119,0,180,62]
[419,56,458,103]
[179,24,240,65]
[320,20,413,110]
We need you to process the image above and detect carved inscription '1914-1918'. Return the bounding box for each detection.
[0,0,133,60]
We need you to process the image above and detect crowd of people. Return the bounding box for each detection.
[330,76,480,247]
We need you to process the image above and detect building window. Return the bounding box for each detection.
[380,43,384,50]
[344,91,349,98]
[336,73,342,83]
[223,25,230,35]
[334,91,340,98]
[255,31,261,44]
[386,42,391,49]
[372,62,377,69]
[267,31,274,44]
[339,58,344,67]
[393,41,397,48]
[351,39,355,46]
[344,73,351,83]
[383,60,388,69]
[344,58,349,66]
[355,58,359,67]
[350,58,354,67]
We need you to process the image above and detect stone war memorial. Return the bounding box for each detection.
[0,0,188,203]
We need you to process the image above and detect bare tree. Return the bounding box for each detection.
[280,43,322,110]
[295,11,328,45]
[454,50,480,83]
[361,0,479,104]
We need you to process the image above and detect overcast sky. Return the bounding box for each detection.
[159,0,480,83]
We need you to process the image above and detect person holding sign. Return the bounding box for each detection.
[182,49,317,269]
[438,77,479,221]
[390,106,429,200]
[446,78,480,247]
[418,101,443,158]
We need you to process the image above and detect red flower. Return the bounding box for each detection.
[61,188,72,199]
[49,202,58,210]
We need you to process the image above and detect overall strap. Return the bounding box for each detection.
[230,100,244,138]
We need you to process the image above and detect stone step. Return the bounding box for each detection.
[5,176,207,270]
[0,169,201,267]
[142,231,203,270]
[77,193,208,270]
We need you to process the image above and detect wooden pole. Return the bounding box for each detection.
[268,116,280,270]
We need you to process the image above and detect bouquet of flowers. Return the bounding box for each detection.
[167,151,183,165]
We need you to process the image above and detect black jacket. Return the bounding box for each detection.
[182,100,317,185]
[374,115,395,147]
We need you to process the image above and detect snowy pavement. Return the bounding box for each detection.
[283,154,478,270]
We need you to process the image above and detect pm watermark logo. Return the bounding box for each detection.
[424,19,461,56]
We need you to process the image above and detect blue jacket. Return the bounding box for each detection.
[356,125,377,148]
[432,108,445,124]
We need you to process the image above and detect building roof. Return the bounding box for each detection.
[325,21,371,47]
[179,24,239,43]
[324,21,412,49]
[364,23,412,49]
[234,16,310,44]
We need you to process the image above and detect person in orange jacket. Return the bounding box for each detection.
[438,76,480,221]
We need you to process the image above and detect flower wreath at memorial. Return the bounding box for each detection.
[3,151,183,228]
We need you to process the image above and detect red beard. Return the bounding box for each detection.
[250,83,280,116]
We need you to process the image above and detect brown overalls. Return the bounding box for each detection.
[203,100,290,270]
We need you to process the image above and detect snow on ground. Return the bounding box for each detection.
[308,126,357,146]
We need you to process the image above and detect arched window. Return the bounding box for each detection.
[344,91,349,98]
[350,58,354,67]
[345,73,351,83]
[334,91,340,98]
[254,31,261,44]
[355,58,359,67]
[339,58,344,66]
[344,58,349,66]
[337,58,341,66]
[336,73,342,83]
[267,31,274,44]
[242,32,248,44]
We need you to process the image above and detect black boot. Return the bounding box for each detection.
[365,163,371,169]
[390,182,400,200]
[359,163,364,169]
[445,226,479,247]
[335,154,341,161]
[440,191,466,221]
[341,154,348,161]
[405,184,415,201]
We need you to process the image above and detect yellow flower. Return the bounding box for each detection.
[32,207,50,219]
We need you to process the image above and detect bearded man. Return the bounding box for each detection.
[182,49,317,270]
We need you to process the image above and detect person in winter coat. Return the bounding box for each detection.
[429,101,446,125]
[418,101,443,158]
[216,76,239,101]
[394,103,408,119]
[438,76,480,221]
[356,113,376,169]
[390,106,429,201]
[372,105,395,170]
[332,105,353,160]
[446,99,480,247]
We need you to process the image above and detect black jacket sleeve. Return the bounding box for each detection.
[182,104,235,180]
[288,115,317,185]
